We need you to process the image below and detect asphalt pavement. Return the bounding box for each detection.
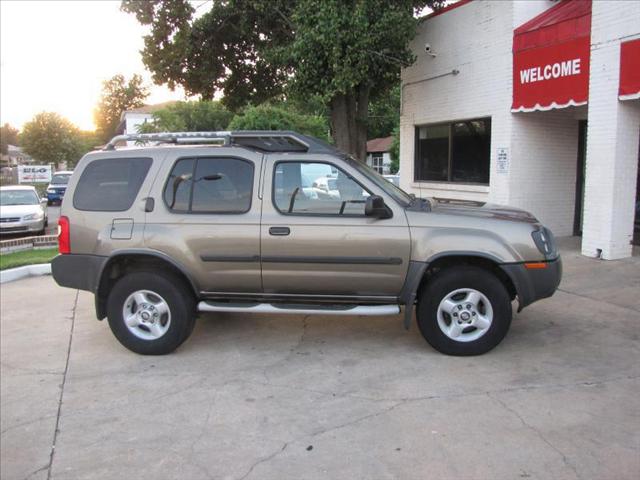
[1,237,639,480]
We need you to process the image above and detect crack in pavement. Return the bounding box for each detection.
[237,442,289,480]
[557,288,640,314]
[489,392,581,480]
[262,315,311,383]
[45,289,78,480]
[22,463,49,480]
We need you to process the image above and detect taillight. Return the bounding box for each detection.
[58,216,70,254]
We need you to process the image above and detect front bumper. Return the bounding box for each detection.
[501,256,562,310]
[0,219,45,234]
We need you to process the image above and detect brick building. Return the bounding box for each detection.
[399,0,639,259]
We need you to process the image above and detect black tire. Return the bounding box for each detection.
[416,266,512,356]
[106,271,196,355]
[44,217,48,228]
[47,200,52,206]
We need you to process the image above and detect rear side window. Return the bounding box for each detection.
[73,158,152,212]
[163,157,253,214]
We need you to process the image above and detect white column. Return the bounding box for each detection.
[582,42,640,258]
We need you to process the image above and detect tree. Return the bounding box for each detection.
[228,104,328,140]
[121,0,443,160]
[20,112,87,168]
[368,84,400,140]
[136,101,233,133]
[94,74,149,142]
[1,123,19,155]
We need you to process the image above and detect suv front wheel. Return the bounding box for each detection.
[106,271,196,355]
[417,266,512,356]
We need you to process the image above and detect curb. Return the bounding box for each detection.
[0,263,52,284]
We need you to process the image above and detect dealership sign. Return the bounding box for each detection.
[18,165,52,183]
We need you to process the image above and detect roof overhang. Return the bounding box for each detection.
[512,0,592,113]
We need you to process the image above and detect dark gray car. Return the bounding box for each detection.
[51,131,561,356]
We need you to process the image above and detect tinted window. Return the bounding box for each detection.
[51,174,71,185]
[163,159,194,211]
[73,158,152,211]
[415,118,490,184]
[273,162,370,215]
[163,157,253,213]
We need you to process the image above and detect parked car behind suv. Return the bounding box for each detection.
[46,170,73,205]
[0,185,48,235]
[51,131,561,356]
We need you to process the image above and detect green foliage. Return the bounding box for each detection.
[368,84,400,140]
[94,74,149,142]
[0,248,58,271]
[20,113,86,168]
[228,104,329,140]
[121,0,442,156]
[1,123,19,155]
[389,126,400,174]
[136,101,232,133]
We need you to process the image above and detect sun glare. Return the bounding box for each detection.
[0,0,190,131]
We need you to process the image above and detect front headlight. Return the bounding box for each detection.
[23,212,44,221]
[532,227,557,258]
[47,188,55,193]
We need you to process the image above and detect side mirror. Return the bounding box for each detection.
[365,195,392,219]
[40,198,48,206]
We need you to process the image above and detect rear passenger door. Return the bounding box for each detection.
[144,148,263,294]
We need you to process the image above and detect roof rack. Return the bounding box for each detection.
[103,130,340,155]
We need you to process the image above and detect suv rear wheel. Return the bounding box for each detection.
[106,271,196,355]
[417,266,512,356]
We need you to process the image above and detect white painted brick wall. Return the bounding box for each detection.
[581,1,640,260]
[509,108,582,236]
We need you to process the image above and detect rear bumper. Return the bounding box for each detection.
[51,254,107,293]
[47,192,65,202]
[501,256,562,310]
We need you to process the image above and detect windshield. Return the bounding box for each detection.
[51,174,71,185]
[1,190,39,206]
[343,156,412,206]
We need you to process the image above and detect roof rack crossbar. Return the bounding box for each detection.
[103,130,330,153]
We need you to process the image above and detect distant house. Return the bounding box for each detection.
[366,136,394,174]
[0,145,33,167]
[115,101,178,136]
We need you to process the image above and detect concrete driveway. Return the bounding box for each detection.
[1,238,639,480]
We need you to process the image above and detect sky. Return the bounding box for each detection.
[0,0,207,131]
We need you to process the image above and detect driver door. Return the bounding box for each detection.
[260,155,411,298]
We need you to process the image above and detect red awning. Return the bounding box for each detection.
[512,0,592,112]
[619,39,640,101]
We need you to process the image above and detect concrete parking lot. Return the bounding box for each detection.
[1,238,639,480]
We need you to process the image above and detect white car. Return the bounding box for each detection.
[0,185,48,235]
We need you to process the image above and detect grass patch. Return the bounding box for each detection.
[0,248,58,271]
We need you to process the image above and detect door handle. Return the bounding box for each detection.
[269,226,290,236]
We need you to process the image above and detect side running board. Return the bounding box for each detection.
[197,301,400,316]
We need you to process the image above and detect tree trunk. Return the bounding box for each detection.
[329,84,370,161]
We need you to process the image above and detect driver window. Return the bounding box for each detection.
[273,162,370,215]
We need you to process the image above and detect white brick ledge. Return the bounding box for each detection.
[0,264,52,284]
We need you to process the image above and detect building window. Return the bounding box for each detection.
[414,118,491,184]
[371,153,384,174]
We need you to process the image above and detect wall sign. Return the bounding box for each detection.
[18,165,52,183]
[496,148,509,174]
